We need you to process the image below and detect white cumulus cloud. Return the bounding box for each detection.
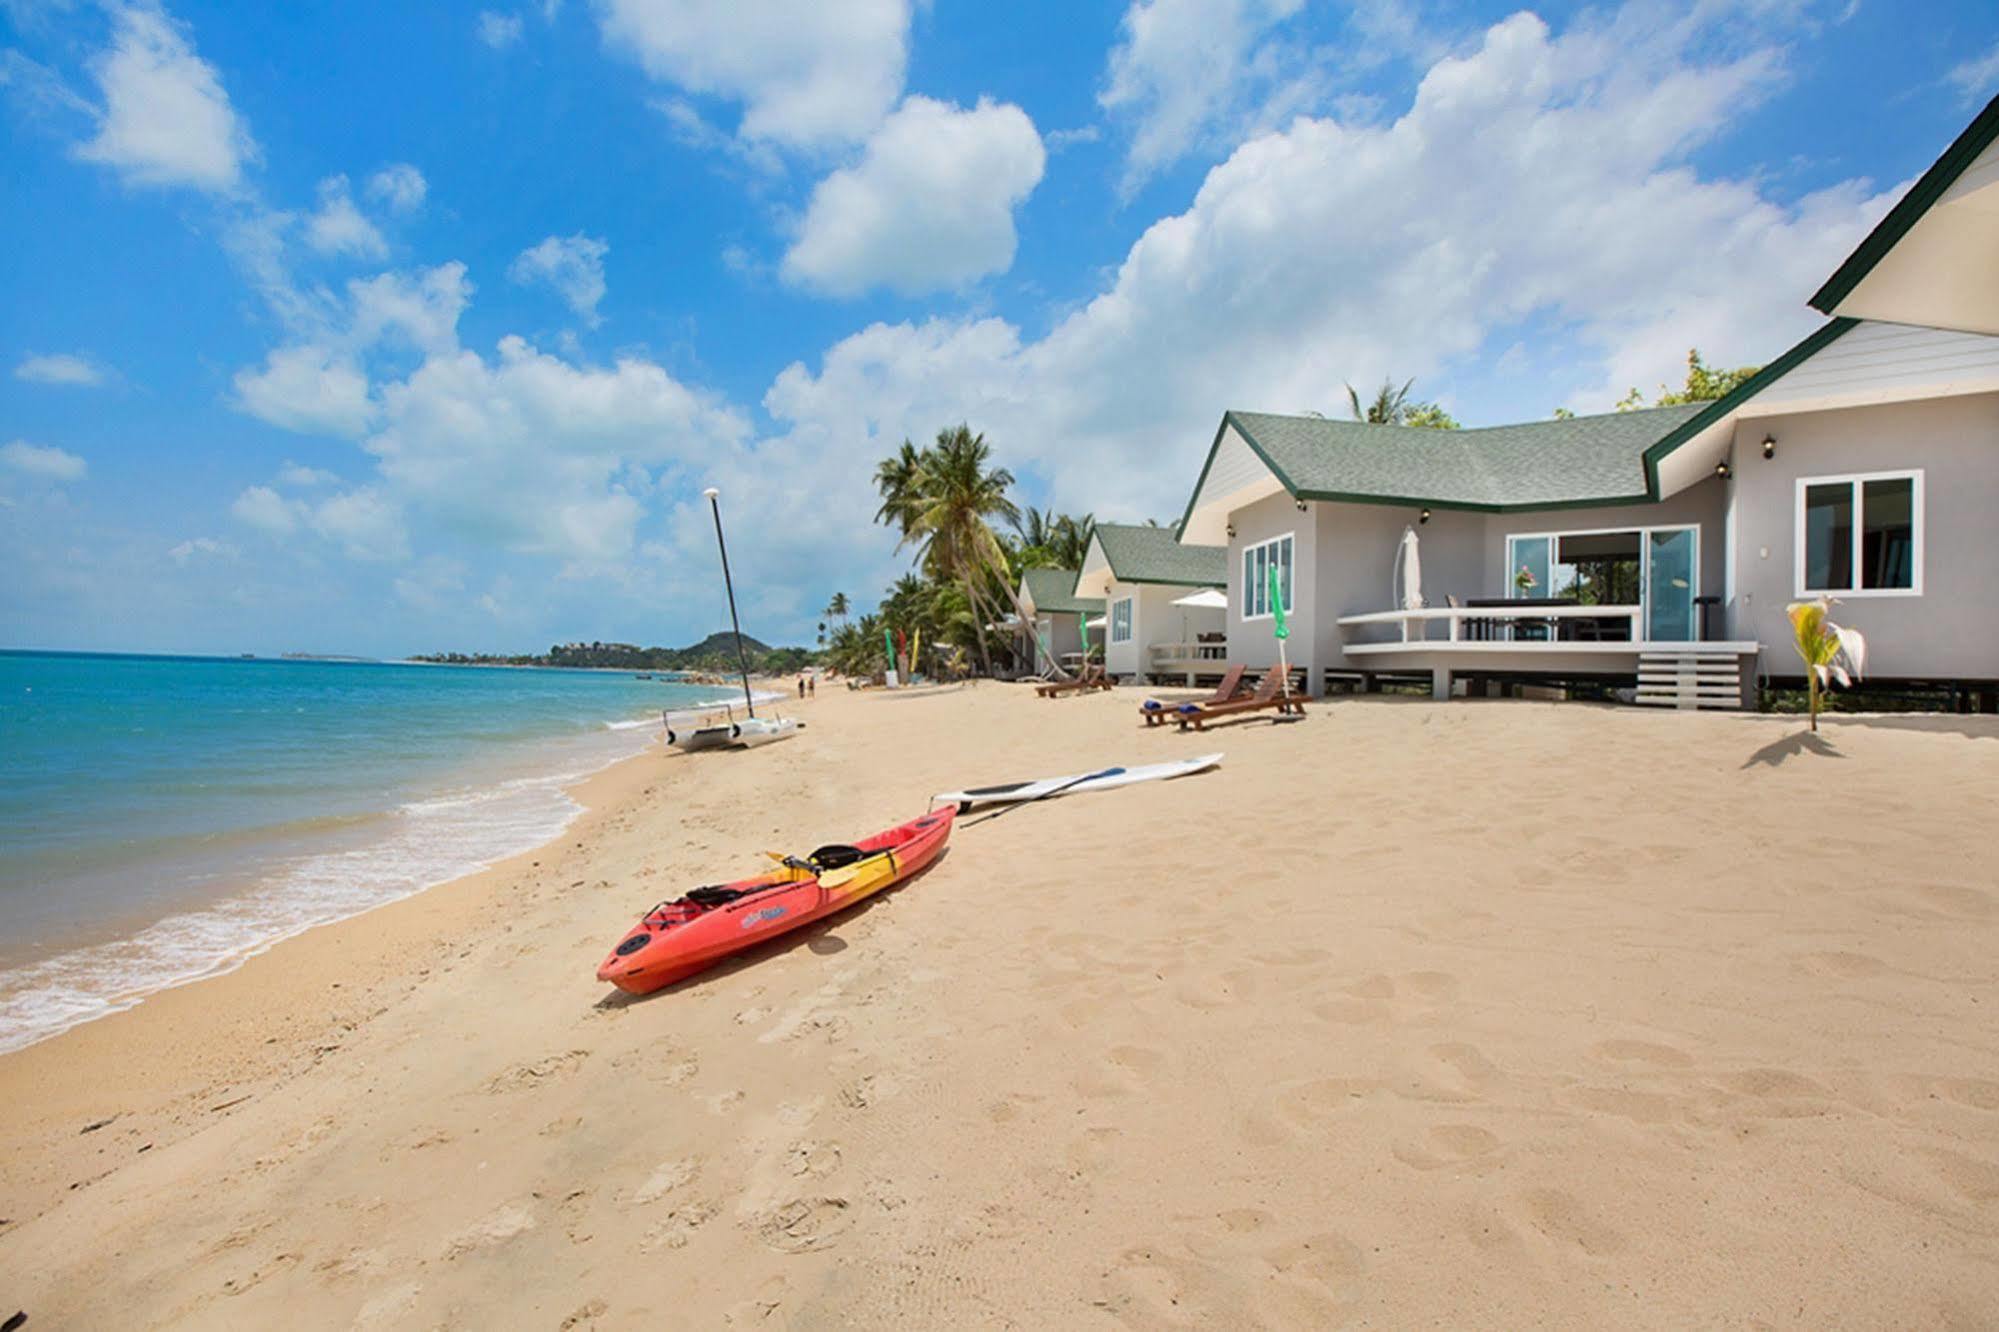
[15,353,107,386]
[168,536,236,563]
[233,344,374,437]
[477,10,524,48]
[75,2,256,192]
[276,461,339,487]
[1100,0,1312,192]
[595,0,911,151]
[1,439,88,482]
[782,96,1046,298]
[304,174,388,259]
[365,162,427,212]
[508,234,610,325]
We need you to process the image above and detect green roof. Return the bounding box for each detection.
[1091,522,1226,587]
[1216,405,1707,513]
[1810,93,1999,317]
[1020,566,1103,615]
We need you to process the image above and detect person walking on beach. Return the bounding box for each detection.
[808,675,815,697]
[798,676,806,699]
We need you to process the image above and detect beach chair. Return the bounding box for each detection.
[1174,670,1306,731]
[1139,664,1247,727]
[1037,663,1111,697]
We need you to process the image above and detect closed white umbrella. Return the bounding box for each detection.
[1396,526,1423,640]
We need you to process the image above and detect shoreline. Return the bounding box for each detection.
[0,734,669,1228]
[3,686,1995,1326]
[0,662,775,1057]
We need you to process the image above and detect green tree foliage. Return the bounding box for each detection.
[1616,348,1762,411]
[1346,377,1457,428]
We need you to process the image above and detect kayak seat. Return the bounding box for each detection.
[808,845,868,871]
[684,884,746,907]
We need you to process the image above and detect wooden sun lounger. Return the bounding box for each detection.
[1174,670,1306,730]
[1036,664,1113,697]
[1139,663,1248,726]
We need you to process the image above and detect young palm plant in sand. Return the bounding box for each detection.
[1787,596,1866,732]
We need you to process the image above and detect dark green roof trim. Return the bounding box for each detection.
[1637,317,1860,494]
[1809,94,1999,316]
[1089,522,1227,587]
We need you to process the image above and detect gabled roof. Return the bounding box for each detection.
[1174,317,1866,541]
[1088,523,1226,587]
[1808,94,1999,335]
[1019,566,1103,616]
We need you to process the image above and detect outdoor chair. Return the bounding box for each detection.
[1139,663,1247,727]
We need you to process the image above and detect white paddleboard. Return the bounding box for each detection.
[934,752,1221,809]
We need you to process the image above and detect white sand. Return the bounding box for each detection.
[2,685,1997,1326]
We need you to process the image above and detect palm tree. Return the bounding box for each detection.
[873,440,925,540]
[1010,505,1057,552]
[825,591,850,631]
[906,425,1067,680]
[1347,377,1414,424]
[1049,512,1095,569]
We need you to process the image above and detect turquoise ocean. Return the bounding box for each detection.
[0,651,747,1053]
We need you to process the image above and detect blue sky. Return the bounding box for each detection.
[3,0,1996,657]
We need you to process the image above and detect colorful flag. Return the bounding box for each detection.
[1268,564,1288,640]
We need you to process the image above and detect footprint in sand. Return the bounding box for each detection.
[1514,1187,1627,1257]
[1592,1038,1694,1067]
[783,1140,843,1178]
[1795,950,1890,979]
[483,1049,587,1094]
[640,1200,719,1251]
[754,1196,852,1252]
[1392,1122,1505,1172]
[1101,1224,1364,1328]
[442,1201,537,1259]
[631,1158,700,1205]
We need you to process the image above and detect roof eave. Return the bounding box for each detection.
[1808,95,1999,317]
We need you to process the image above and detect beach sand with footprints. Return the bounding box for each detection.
[3,684,1998,1325]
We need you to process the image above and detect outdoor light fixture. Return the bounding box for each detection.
[1226,522,1236,540]
[1762,434,1776,459]
[1716,460,1732,479]
[1419,508,1431,524]
[1295,500,1308,513]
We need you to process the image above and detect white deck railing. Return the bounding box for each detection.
[1148,639,1229,663]
[1336,604,1643,642]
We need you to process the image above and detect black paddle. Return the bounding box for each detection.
[963,766,1123,827]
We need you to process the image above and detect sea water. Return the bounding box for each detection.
[0,651,748,1053]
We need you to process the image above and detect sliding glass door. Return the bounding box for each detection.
[1644,528,1696,641]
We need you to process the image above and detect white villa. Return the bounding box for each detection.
[1165,94,1999,711]
[1011,567,1103,676]
[1072,523,1228,684]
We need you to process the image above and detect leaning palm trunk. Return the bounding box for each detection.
[990,556,1071,681]
[960,570,994,676]
[1787,597,1866,732]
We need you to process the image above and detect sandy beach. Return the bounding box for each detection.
[3,685,1997,1327]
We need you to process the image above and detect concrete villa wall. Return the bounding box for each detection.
[1227,490,1316,680]
[1725,392,1999,680]
[1104,580,1223,680]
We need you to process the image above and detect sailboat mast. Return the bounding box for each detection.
[703,487,757,718]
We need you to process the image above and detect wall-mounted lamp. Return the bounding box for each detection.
[1761,434,1776,460]
[1225,522,1236,540]
[1715,460,1732,479]
[1419,508,1432,525]
[1295,499,1308,513]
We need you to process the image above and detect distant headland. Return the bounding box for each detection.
[407,633,818,676]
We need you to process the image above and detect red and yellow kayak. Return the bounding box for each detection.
[595,807,955,995]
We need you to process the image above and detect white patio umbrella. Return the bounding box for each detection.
[1170,586,1229,649]
[1085,615,1107,629]
[1395,526,1423,640]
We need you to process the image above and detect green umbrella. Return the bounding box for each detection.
[882,625,896,684]
[1268,563,1292,703]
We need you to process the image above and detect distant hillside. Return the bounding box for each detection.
[411,633,816,674]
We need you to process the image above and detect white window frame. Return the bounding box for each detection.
[1240,531,1295,622]
[1109,596,1134,644]
[1793,469,1924,599]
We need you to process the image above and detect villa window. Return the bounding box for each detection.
[1110,597,1133,644]
[1796,471,1922,596]
[1241,532,1294,620]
